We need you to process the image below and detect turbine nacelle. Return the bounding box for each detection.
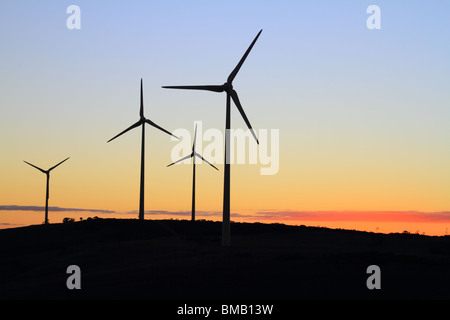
[223,82,233,92]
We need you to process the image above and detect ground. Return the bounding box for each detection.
[1,218,449,300]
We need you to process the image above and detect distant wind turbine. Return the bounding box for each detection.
[108,79,178,221]
[163,29,262,246]
[23,157,70,225]
[167,124,218,221]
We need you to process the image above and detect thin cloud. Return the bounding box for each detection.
[252,210,450,223]
[130,210,248,218]
[0,205,115,214]
[5,206,449,224]
[141,210,222,217]
[127,209,450,223]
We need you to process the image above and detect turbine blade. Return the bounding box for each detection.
[145,119,179,139]
[23,161,46,174]
[140,78,144,118]
[227,29,262,83]
[162,85,224,93]
[107,119,142,143]
[192,123,198,153]
[230,90,259,144]
[167,153,194,167]
[195,152,219,171]
[48,157,70,172]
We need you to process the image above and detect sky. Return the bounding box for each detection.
[1,1,450,235]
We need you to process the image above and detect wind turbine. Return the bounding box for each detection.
[167,124,218,222]
[108,79,178,221]
[163,29,262,246]
[23,157,70,225]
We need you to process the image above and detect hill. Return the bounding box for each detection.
[1,218,450,300]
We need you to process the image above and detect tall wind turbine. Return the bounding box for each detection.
[167,124,218,221]
[163,30,262,246]
[23,157,70,225]
[108,79,178,221]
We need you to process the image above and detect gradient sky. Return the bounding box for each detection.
[1,1,450,235]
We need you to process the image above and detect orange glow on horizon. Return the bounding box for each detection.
[2,208,449,237]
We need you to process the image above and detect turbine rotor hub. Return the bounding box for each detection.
[223,82,233,92]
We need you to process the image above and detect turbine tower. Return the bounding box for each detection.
[167,124,218,221]
[23,157,70,225]
[163,30,262,246]
[108,79,178,220]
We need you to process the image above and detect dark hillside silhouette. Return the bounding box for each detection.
[1,219,449,299]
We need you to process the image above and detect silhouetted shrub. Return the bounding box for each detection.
[63,217,75,224]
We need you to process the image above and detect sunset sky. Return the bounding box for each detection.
[1,1,450,235]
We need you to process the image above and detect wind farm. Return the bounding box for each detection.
[2,1,450,303]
